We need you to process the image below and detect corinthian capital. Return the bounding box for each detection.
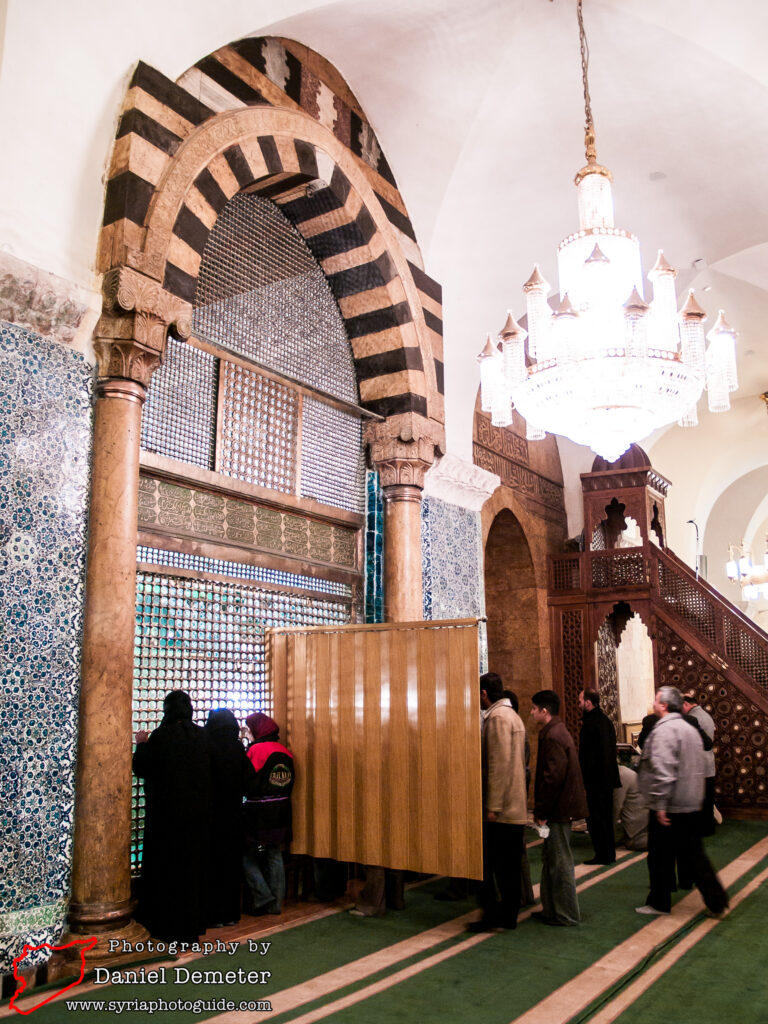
[366,414,444,490]
[102,267,192,337]
[94,268,194,386]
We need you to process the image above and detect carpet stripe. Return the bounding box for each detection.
[508,834,768,1024]
[220,854,643,1024]
[586,862,768,1024]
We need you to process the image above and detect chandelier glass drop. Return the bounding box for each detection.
[479,0,738,464]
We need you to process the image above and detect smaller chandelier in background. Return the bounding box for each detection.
[479,0,739,464]
[726,542,768,602]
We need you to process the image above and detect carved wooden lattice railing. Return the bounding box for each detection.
[650,546,768,695]
[549,544,768,811]
[549,546,768,697]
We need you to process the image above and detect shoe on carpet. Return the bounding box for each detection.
[635,905,669,915]
[531,911,566,926]
[583,857,614,865]
[465,918,500,933]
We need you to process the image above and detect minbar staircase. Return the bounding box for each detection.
[548,541,768,815]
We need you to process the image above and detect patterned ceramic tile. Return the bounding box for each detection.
[0,322,91,972]
[364,470,384,623]
[421,494,485,634]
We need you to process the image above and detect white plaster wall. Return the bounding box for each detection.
[0,0,331,290]
[648,397,768,569]
[616,615,654,724]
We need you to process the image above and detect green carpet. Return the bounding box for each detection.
[13,820,768,1024]
[606,850,768,1024]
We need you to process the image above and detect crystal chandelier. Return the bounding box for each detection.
[479,0,738,464]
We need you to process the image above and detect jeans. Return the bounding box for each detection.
[243,845,285,913]
[540,822,581,925]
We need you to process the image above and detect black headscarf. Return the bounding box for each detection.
[205,707,240,745]
[162,689,194,724]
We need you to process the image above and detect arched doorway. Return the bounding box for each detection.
[594,602,655,743]
[484,508,540,711]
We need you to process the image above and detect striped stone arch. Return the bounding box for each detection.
[97,39,444,433]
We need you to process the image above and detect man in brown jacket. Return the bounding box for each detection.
[467,672,529,932]
[531,689,588,926]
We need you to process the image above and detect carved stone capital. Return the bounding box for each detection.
[92,337,161,390]
[102,266,192,340]
[365,414,444,490]
[94,267,193,386]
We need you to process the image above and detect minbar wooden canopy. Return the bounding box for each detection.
[269,618,483,881]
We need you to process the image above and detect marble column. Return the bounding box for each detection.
[382,484,423,622]
[66,268,190,960]
[68,376,148,944]
[363,420,440,913]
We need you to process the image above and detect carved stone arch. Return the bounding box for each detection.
[482,484,549,591]
[97,44,445,447]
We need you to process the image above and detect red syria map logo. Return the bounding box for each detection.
[9,936,97,1015]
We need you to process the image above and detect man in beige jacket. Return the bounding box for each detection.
[467,672,529,932]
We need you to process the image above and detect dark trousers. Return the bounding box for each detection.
[356,867,404,916]
[700,776,716,837]
[586,785,616,863]
[646,811,728,914]
[479,821,524,928]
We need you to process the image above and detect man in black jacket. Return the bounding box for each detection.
[531,689,589,926]
[578,689,621,865]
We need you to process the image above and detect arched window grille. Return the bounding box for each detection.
[132,193,366,871]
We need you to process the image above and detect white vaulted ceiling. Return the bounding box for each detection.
[1,0,767,603]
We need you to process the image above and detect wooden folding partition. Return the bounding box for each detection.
[269,618,483,880]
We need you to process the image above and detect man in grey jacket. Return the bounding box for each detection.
[682,689,716,836]
[636,686,728,916]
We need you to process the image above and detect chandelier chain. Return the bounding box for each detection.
[577,0,595,148]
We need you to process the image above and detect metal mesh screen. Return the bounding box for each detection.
[193,193,358,404]
[131,560,352,872]
[218,362,298,492]
[141,337,217,468]
[137,545,353,598]
[301,397,365,512]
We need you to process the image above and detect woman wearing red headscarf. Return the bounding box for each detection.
[242,712,295,915]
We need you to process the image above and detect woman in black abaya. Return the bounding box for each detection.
[133,689,211,943]
[204,708,258,926]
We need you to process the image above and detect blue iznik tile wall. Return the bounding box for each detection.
[0,322,92,972]
[421,495,487,667]
[364,470,384,623]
